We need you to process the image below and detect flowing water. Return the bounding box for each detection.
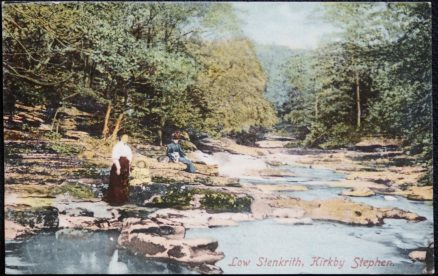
[186,219,430,274]
[185,192,433,274]
[5,151,433,274]
[187,151,433,274]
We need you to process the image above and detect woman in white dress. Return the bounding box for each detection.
[103,134,133,205]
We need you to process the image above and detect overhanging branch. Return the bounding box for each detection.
[4,63,72,86]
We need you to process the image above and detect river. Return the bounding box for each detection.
[185,151,433,274]
[5,151,433,274]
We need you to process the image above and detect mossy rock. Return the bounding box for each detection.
[52,183,95,199]
[151,176,185,185]
[149,185,194,209]
[199,190,253,213]
[128,183,175,206]
[140,185,253,212]
[284,141,302,148]
[6,183,95,202]
[117,207,155,220]
[5,205,59,229]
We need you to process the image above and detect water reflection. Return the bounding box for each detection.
[5,231,195,274]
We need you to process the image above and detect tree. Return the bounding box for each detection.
[189,39,278,136]
[366,2,432,181]
[3,2,278,145]
[283,2,431,156]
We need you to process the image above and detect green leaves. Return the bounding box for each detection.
[190,39,278,135]
[283,2,431,159]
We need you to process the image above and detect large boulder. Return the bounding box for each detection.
[118,217,224,273]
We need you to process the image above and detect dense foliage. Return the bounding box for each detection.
[3,2,277,144]
[3,2,432,181]
[281,3,432,171]
[188,39,278,135]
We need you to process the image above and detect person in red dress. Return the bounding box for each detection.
[103,134,133,206]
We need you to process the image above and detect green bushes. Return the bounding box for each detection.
[200,191,252,213]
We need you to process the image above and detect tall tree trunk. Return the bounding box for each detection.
[111,113,124,141]
[83,56,88,87]
[146,8,154,48]
[157,129,163,147]
[102,102,112,139]
[50,106,62,132]
[8,93,16,123]
[124,88,128,106]
[88,61,96,88]
[315,94,319,119]
[157,116,166,146]
[355,72,361,129]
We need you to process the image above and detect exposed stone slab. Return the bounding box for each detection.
[117,217,224,273]
[272,197,426,226]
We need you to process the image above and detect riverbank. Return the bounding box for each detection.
[3,106,433,274]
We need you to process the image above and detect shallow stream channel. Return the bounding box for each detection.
[5,152,433,274]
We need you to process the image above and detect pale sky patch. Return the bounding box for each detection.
[232,2,338,49]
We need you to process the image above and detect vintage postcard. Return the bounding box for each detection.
[3,1,434,274]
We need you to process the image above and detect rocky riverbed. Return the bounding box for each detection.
[4,108,434,274]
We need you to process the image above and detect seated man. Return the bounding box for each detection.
[166,131,196,173]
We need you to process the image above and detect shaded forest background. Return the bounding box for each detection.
[3,2,432,183]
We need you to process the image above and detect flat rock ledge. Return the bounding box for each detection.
[272,198,426,226]
[58,214,122,231]
[117,217,224,274]
[150,208,254,228]
[5,204,59,240]
[341,187,375,197]
[5,220,35,240]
